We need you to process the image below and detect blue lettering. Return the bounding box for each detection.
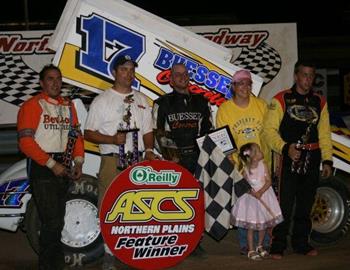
[154,48,174,69]
[173,55,186,65]
[185,60,198,80]
[77,14,145,86]
[106,21,145,76]
[215,76,232,98]
[0,179,29,207]
[205,71,220,89]
[193,66,208,84]
[154,48,233,98]
[79,15,107,78]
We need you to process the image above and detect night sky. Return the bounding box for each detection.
[0,0,349,37]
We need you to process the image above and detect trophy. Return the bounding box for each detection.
[117,94,140,170]
[62,123,82,178]
[291,118,317,175]
[154,129,181,162]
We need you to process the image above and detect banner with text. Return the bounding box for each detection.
[48,0,263,110]
[187,23,298,101]
[100,160,204,270]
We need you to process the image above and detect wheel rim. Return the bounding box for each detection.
[62,199,100,248]
[311,186,344,233]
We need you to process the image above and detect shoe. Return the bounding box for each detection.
[190,244,208,258]
[239,247,248,256]
[270,253,283,260]
[270,243,284,259]
[306,249,318,256]
[294,244,318,256]
[102,253,117,270]
[256,245,269,258]
[247,250,262,261]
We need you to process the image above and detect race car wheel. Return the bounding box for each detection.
[311,177,350,245]
[25,174,104,267]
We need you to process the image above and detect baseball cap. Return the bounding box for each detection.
[232,69,252,83]
[113,55,138,69]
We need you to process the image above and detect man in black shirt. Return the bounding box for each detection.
[152,63,213,257]
[153,63,213,174]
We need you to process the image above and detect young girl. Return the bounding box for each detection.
[231,143,283,260]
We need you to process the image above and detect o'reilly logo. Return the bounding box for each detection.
[130,166,181,186]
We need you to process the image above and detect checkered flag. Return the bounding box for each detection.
[194,135,243,241]
[0,54,97,107]
[0,54,41,106]
[233,42,282,86]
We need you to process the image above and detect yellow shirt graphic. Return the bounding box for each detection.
[216,95,269,165]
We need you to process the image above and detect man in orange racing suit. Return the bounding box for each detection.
[263,60,332,259]
[17,64,84,270]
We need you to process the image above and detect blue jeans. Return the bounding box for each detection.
[237,227,271,250]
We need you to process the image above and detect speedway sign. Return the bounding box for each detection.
[48,0,263,107]
[100,160,204,269]
[188,23,298,101]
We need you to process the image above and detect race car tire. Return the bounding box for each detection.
[25,174,104,267]
[311,177,350,245]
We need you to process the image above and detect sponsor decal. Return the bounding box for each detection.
[154,47,230,105]
[43,114,70,130]
[0,33,51,54]
[201,28,269,49]
[76,13,145,85]
[0,179,30,208]
[100,160,204,270]
[56,14,235,106]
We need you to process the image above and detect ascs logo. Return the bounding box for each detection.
[100,160,204,270]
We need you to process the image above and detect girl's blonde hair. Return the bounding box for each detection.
[238,143,255,174]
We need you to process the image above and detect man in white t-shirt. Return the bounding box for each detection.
[84,55,158,270]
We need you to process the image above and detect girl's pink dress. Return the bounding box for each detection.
[231,160,283,230]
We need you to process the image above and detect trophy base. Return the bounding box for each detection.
[117,128,140,133]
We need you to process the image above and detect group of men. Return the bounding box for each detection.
[17,54,333,269]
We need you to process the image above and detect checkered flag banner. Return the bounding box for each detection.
[194,135,243,241]
[0,54,41,106]
[0,54,97,107]
[234,42,282,86]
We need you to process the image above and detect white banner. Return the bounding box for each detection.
[48,0,263,108]
[187,23,298,101]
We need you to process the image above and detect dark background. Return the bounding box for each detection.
[1,0,349,37]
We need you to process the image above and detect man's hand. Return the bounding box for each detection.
[70,162,83,180]
[226,154,235,166]
[321,163,333,178]
[112,131,126,145]
[145,150,161,161]
[288,143,301,161]
[51,162,67,177]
